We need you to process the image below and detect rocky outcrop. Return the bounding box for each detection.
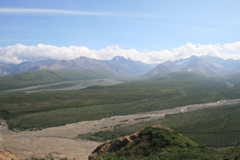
[88,131,139,160]
[88,133,138,160]
[0,149,20,160]
[88,125,170,160]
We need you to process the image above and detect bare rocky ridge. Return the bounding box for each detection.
[0,98,240,159]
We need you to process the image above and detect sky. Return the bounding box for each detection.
[0,0,240,64]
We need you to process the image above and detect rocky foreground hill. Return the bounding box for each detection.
[88,125,216,160]
[88,125,240,160]
[0,149,20,160]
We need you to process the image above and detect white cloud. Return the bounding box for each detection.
[0,56,22,64]
[0,42,240,64]
[0,8,155,18]
[223,41,240,51]
[0,8,107,16]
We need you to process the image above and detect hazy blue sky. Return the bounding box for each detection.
[0,0,240,64]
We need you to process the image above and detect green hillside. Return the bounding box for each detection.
[154,71,206,81]
[92,125,219,160]
[0,69,115,91]
[219,146,240,160]
[159,104,240,147]
[227,73,240,87]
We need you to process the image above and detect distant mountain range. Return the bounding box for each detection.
[0,59,56,76]
[1,55,240,77]
[146,56,240,76]
[0,56,154,77]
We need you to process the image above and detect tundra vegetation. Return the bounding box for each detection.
[0,72,240,131]
[78,104,240,147]
[0,72,240,159]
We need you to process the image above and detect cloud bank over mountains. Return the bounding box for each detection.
[1,41,240,64]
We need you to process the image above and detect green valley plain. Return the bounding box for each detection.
[0,69,240,159]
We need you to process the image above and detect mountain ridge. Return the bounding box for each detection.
[0,56,154,77]
[146,55,240,76]
[1,55,240,77]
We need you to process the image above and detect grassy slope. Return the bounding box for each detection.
[95,126,240,160]
[159,104,240,147]
[219,146,240,160]
[0,69,115,91]
[97,126,220,160]
[227,73,240,87]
